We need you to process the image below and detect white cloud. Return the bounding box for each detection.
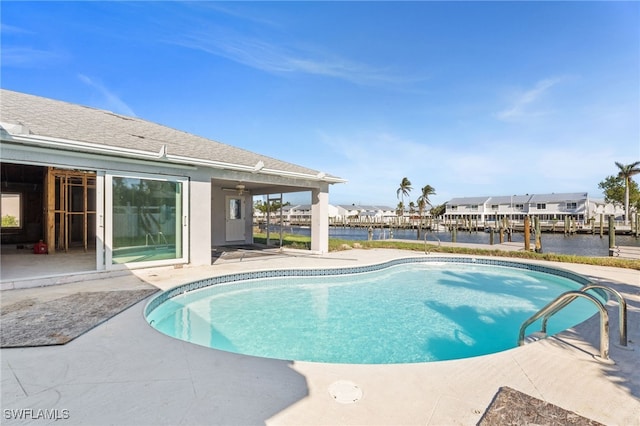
[170,29,405,86]
[316,128,616,206]
[1,47,64,67]
[78,74,136,117]
[0,23,34,35]
[495,77,562,121]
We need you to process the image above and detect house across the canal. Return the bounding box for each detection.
[443,193,625,228]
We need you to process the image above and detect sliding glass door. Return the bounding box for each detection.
[105,173,188,267]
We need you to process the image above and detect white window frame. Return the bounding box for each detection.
[104,172,189,270]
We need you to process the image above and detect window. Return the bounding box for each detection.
[450,205,458,211]
[490,204,499,210]
[515,204,524,211]
[229,198,242,219]
[536,203,546,210]
[470,205,478,211]
[1,193,21,229]
[566,202,577,210]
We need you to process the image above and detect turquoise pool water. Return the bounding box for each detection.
[146,260,599,364]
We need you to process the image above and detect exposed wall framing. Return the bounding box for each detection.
[45,168,97,253]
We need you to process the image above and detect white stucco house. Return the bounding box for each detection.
[444,192,625,225]
[0,89,345,272]
[333,205,398,224]
[275,204,341,225]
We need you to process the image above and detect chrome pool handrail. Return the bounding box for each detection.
[518,290,610,360]
[541,284,627,347]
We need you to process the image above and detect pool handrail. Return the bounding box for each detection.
[518,290,610,360]
[541,284,627,347]
[423,232,441,254]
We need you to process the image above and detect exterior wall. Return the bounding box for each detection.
[189,176,212,266]
[211,186,225,246]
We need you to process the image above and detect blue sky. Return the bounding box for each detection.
[2,1,638,207]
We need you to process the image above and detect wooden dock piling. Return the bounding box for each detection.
[609,216,615,256]
[534,216,542,253]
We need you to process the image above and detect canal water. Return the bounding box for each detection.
[269,225,640,257]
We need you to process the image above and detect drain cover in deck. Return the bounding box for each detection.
[328,380,362,404]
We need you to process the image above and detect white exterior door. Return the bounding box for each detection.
[225,196,245,242]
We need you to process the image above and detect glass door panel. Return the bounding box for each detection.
[107,174,187,266]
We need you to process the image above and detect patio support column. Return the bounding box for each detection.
[190,178,212,265]
[311,184,329,254]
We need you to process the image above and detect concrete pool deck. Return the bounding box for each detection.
[1,248,639,425]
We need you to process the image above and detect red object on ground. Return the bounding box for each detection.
[33,240,48,254]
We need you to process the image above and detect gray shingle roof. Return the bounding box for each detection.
[529,192,588,202]
[337,205,389,210]
[446,193,589,206]
[447,196,491,205]
[0,89,339,179]
[488,195,533,204]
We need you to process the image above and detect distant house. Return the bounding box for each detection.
[278,204,314,224]
[590,198,627,218]
[444,192,624,224]
[334,205,400,224]
[256,204,401,226]
[0,90,345,272]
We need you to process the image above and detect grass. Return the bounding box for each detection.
[253,233,313,250]
[254,232,640,271]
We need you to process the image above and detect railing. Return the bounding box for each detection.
[146,232,168,246]
[518,291,610,360]
[540,284,627,347]
[423,232,441,254]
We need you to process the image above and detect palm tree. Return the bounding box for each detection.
[417,185,436,238]
[397,177,412,206]
[397,177,412,226]
[616,161,640,225]
[395,201,405,226]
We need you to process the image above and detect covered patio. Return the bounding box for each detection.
[1,89,344,285]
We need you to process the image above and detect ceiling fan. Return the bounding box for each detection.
[222,184,250,195]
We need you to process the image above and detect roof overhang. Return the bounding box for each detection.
[0,125,346,185]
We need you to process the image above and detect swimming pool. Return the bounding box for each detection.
[145,257,601,364]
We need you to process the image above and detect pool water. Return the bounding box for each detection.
[147,262,599,364]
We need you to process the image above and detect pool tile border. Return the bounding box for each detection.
[144,256,591,317]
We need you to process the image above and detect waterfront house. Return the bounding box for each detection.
[444,193,590,225]
[0,89,345,275]
[443,192,625,227]
[333,205,398,225]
